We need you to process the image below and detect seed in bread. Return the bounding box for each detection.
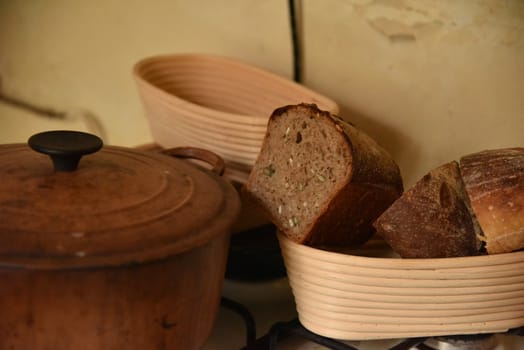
[244,103,403,247]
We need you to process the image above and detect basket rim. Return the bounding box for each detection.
[277,232,524,269]
[133,53,339,119]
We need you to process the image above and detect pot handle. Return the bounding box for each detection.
[163,147,225,176]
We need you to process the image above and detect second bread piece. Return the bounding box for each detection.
[244,103,403,247]
[373,161,481,258]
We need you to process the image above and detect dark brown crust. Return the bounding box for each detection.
[245,103,403,247]
[460,148,524,254]
[304,183,401,247]
[373,161,479,258]
[333,115,404,192]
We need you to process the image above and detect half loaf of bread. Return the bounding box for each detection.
[244,103,403,247]
[460,148,524,254]
[373,161,481,258]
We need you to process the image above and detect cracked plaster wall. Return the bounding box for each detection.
[0,0,523,186]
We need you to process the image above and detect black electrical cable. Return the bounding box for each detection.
[288,0,301,83]
[221,297,257,347]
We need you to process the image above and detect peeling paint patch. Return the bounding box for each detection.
[367,16,444,43]
[367,17,418,42]
[389,33,417,43]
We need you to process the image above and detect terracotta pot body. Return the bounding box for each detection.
[0,234,229,349]
[0,131,241,349]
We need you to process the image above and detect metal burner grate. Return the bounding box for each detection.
[240,318,427,350]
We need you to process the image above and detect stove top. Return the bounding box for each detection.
[239,317,523,350]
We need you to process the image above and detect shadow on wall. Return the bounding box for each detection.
[337,102,420,187]
[0,78,107,142]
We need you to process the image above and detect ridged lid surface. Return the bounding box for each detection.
[0,142,240,269]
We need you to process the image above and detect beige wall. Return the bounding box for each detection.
[1,0,523,186]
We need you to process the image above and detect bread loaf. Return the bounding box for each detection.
[459,148,524,254]
[244,103,403,247]
[373,161,481,258]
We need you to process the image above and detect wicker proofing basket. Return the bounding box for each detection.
[133,53,339,167]
[277,232,524,340]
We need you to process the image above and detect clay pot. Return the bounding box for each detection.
[0,131,240,349]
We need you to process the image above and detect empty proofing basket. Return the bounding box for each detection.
[133,53,339,167]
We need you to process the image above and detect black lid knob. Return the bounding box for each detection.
[28,130,103,172]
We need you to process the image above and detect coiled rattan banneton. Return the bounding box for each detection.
[133,53,339,167]
[278,232,524,340]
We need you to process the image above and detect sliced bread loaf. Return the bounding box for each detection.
[459,148,524,254]
[244,103,403,247]
[373,161,482,258]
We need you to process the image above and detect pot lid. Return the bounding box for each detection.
[0,131,240,269]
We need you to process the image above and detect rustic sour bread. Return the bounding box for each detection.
[373,161,481,258]
[244,103,403,247]
[374,147,524,258]
[460,148,524,254]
